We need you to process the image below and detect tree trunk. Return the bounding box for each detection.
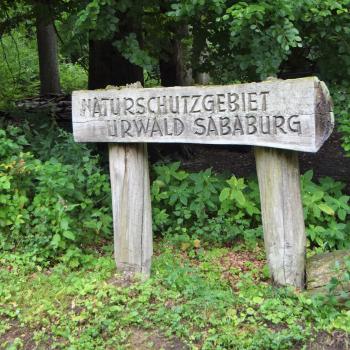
[159,48,178,87]
[159,24,192,86]
[88,11,144,90]
[88,39,144,89]
[35,2,61,95]
[87,16,144,158]
[158,24,193,159]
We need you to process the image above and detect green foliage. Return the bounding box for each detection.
[1,120,349,263]
[0,29,39,108]
[152,162,350,251]
[168,0,350,82]
[73,0,123,41]
[332,84,350,156]
[0,27,87,106]
[219,0,303,79]
[59,61,87,93]
[114,33,158,72]
[71,0,157,72]
[301,170,350,250]
[151,162,262,246]
[325,255,350,304]
[2,0,350,94]
[0,243,349,349]
[0,125,111,265]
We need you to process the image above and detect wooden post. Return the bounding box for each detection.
[72,77,334,284]
[255,147,306,288]
[109,143,153,278]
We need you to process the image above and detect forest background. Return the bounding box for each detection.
[1,1,350,349]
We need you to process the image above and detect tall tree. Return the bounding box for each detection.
[70,0,145,89]
[159,24,192,87]
[88,39,143,89]
[35,1,61,95]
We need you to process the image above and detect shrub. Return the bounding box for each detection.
[60,61,87,93]
[301,170,350,250]
[0,30,39,108]
[0,28,87,109]
[151,162,350,250]
[151,162,261,246]
[1,123,349,263]
[332,84,350,157]
[0,126,112,266]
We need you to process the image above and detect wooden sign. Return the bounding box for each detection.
[72,77,334,289]
[72,77,333,152]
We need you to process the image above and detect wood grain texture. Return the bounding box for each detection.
[109,143,153,277]
[255,147,306,289]
[306,250,350,299]
[307,250,350,289]
[72,77,334,152]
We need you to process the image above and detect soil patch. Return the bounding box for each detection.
[127,327,188,350]
[0,320,40,350]
[307,331,350,350]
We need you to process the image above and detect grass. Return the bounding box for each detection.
[0,240,349,350]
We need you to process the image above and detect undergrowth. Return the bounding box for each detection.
[0,122,349,267]
[0,242,349,349]
[0,124,111,267]
[151,162,350,252]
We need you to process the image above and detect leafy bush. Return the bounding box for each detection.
[151,162,262,246]
[302,170,350,250]
[0,30,39,108]
[332,84,350,156]
[152,162,350,251]
[0,28,87,108]
[169,0,350,82]
[1,122,349,264]
[59,61,87,93]
[0,126,111,266]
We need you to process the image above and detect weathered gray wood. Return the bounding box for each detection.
[109,143,153,277]
[72,77,334,152]
[306,250,350,296]
[255,147,306,288]
[72,78,334,286]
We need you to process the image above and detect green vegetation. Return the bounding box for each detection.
[0,30,39,108]
[0,29,87,109]
[1,241,350,349]
[1,0,350,348]
[1,1,350,155]
[152,162,350,251]
[0,118,349,348]
[0,124,111,266]
[1,123,349,269]
[333,84,350,156]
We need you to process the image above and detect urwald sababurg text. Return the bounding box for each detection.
[72,77,334,152]
[80,92,302,137]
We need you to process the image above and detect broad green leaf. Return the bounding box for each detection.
[60,218,69,230]
[319,203,335,216]
[338,208,347,221]
[235,191,246,206]
[311,191,324,202]
[219,188,230,202]
[51,234,61,247]
[63,231,76,241]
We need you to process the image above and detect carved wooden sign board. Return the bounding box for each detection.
[73,77,333,152]
[72,77,334,288]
